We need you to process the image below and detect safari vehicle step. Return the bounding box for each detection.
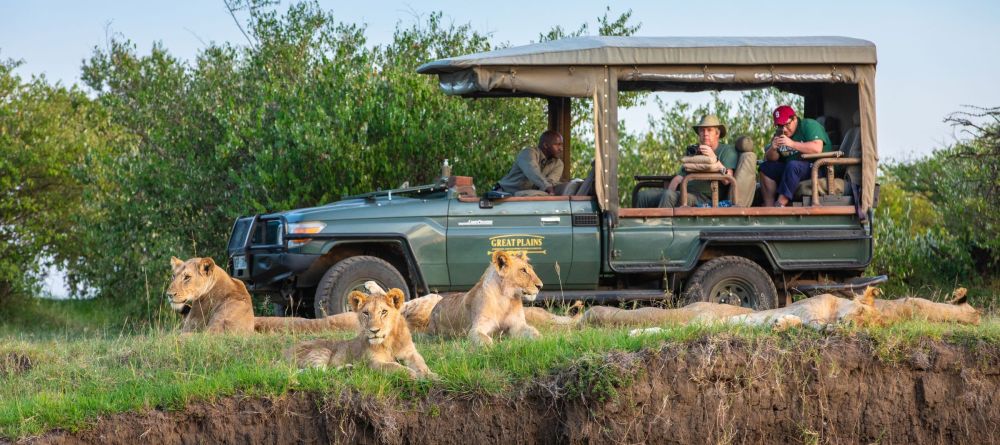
[791,275,888,296]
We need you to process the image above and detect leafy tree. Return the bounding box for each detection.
[0,59,121,305]
[71,2,551,317]
[872,106,999,289]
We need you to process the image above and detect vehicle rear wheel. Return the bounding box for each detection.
[314,256,410,317]
[683,256,777,310]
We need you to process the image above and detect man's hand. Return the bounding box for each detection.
[697,145,717,163]
[773,135,794,150]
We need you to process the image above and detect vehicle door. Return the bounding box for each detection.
[607,209,677,273]
[446,196,574,290]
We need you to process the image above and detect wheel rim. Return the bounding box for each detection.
[708,277,757,308]
[339,279,385,313]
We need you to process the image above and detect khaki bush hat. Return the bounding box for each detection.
[692,114,727,139]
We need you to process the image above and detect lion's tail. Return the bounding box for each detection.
[401,293,443,333]
[255,314,359,333]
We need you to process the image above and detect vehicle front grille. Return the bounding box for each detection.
[252,219,283,246]
[228,217,254,254]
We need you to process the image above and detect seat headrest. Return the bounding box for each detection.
[733,135,755,153]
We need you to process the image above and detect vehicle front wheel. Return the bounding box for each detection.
[683,256,777,310]
[314,256,410,317]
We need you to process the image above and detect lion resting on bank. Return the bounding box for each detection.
[168,256,255,334]
[523,301,584,328]
[727,287,882,330]
[427,250,543,346]
[875,287,979,325]
[255,281,391,333]
[580,302,754,328]
[170,256,368,334]
[286,288,435,379]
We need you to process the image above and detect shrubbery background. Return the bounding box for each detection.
[1,2,996,319]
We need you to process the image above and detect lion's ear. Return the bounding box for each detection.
[171,256,184,271]
[492,250,511,271]
[855,286,878,306]
[948,287,968,305]
[349,291,368,312]
[199,257,216,276]
[386,288,405,310]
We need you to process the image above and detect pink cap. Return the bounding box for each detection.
[773,105,796,126]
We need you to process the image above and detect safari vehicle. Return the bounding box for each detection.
[227,36,885,316]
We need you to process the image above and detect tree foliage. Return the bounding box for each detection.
[0,59,122,304]
[871,106,999,289]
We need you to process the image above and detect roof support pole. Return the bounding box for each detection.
[547,97,572,181]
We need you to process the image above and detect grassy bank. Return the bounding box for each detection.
[1,298,999,440]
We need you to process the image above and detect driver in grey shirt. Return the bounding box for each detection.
[497,130,564,196]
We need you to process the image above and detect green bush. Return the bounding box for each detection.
[869,107,999,296]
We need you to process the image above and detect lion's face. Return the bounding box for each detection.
[492,250,543,302]
[167,256,218,313]
[350,288,406,345]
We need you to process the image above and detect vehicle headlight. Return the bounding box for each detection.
[286,221,326,248]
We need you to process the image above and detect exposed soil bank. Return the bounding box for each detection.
[17,337,1000,445]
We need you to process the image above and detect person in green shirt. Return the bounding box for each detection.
[636,114,739,207]
[759,105,832,207]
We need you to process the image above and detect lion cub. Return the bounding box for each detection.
[287,288,436,379]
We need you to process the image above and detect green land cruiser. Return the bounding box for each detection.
[226,36,884,316]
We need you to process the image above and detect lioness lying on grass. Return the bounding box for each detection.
[169,256,365,334]
[428,250,543,346]
[255,281,389,333]
[580,302,754,328]
[168,256,255,334]
[726,287,882,330]
[876,287,980,325]
[286,288,436,379]
[523,301,584,328]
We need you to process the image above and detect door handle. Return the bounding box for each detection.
[540,216,561,225]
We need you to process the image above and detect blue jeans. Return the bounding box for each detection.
[759,160,822,201]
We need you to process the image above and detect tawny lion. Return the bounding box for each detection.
[580,302,754,328]
[286,288,436,379]
[254,281,389,333]
[168,256,255,334]
[726,287,882,330]
[427,250,543,346]
[875,287,980,325]
[523,301,585,328]
[169,256,369,334]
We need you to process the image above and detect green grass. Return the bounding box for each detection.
[1,297,1000,440]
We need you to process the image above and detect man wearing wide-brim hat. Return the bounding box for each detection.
[636,114,740,208]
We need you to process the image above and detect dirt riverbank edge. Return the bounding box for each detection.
[16,335,1000,444]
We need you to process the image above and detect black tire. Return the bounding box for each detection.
[314,255,410,317]
[683,256,777,310]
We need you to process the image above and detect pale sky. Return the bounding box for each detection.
[3,0,999,161]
